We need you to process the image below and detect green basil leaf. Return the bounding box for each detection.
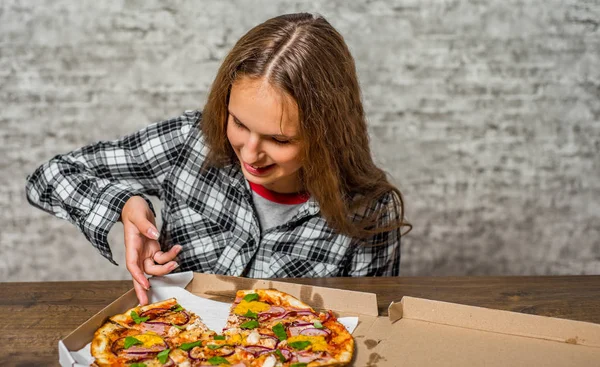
[274,349,286,362]
[207,344,229,350]
[272,323,287,341]
[290,363,308,367]
[240,320,259,329]
[243,309,258,319]
[123,336,143,349]
[288,340,311,350]
[179,340,202,351]
[214,335,226,340]
[130,310,149,324]
[208,356,230,365]
[129,363,147,367]
[313,320,324,329]
[171,323,185,330]
[243,293,259,302]
[157,349,170,364]
[171,304,184,312]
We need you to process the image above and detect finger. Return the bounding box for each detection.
[125,246,150,290]
[153,245,182,265]
[143,257,179,276]
[133,278,149,306]
[130,216,160,241]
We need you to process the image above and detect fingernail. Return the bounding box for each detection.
[171,262,179,270]
[147,227,160,240]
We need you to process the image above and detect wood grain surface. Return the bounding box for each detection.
[1,276,599,366]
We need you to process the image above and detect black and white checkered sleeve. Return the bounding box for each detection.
[346,192,402,276]
[25,111,200,263]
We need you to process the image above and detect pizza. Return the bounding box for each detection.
[91,289,354,367]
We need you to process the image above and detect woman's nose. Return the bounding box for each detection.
[241,134,263,163]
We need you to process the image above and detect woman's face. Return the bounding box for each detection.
[226,76,303,194]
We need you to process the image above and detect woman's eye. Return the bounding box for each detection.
[233,119,246,129]
[272,138,291,145]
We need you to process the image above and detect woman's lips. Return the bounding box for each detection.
[243,162,275,176]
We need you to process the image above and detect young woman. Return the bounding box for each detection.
[26,13,411,305]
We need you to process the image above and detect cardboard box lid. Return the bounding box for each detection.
[352,296,600,366]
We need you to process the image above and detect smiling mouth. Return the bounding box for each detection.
[244,162,275,175]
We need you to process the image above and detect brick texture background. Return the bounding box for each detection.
[1,0,599,281]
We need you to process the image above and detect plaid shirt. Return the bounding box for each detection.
[26,110,401,277]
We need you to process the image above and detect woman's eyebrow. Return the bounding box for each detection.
[228,111,296,139]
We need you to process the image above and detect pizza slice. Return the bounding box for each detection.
[91,322,174,367]
[92,298,212,367]
[223,290,354,367]
[110,298,209,339]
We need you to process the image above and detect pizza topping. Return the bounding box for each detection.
[131,310,150,324]
[214,335,226,340]
[240,320,259,329]
[256,335,279,349]
[299,328,330,337]
[157,348,171,364]
[274,349,289,362]
[241,345,273,357]
[287,324,314,337]
[207,356,231,365]
[286,335,328,352]
[261,354,277,367]
[226,333,243,345]
[139,307,171,320]
[233,300,270,316]
[186,318,208,331]
[141,322,170,335]
[288,340,311,350]
[171,304,184,312]
[131,333,165,348]
[180,340,203,351]
[296,351,325,364]
[124,336,143,349]
[272,323,287,341]
[243,293,260,302]
[243,309,258,319]
[290,363,307,367]
[246,329,261,345]
[313,320,323,329]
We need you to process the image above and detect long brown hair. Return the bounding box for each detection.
[202,13,411,240]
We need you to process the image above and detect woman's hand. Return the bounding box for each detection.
[121,196,181,305]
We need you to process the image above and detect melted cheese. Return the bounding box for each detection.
[136,333,165,347]
[228,333,244,345]
[287,335,328,352]
[233,300,271,315]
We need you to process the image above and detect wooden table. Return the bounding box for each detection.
[2,276,599,366]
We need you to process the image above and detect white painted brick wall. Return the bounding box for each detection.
[1,0,599,280]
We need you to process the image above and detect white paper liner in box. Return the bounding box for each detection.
[63,272,357,366]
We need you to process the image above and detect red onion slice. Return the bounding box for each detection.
[188,347,203,361]
[139,307,171,319]
[242,345,274,356]
[173,310,190,325]
[300,328,330,337]
[218,346,235,357]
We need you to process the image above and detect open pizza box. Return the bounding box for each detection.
[59,272,600,366]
